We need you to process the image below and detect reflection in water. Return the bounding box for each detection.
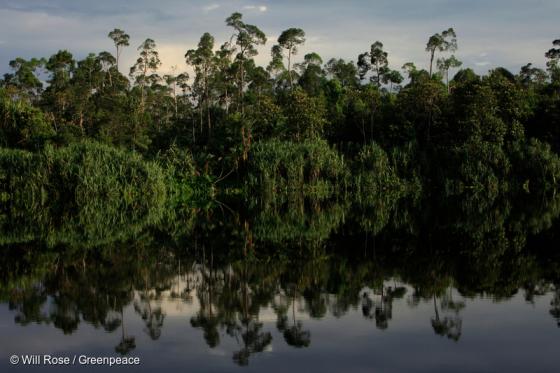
[1,190,560,369]
[362,285,407,330]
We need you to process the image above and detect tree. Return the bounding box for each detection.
[358,42,391,88]
[518,63,547,87]
[69,53,105,133]
[402,62,424,82]
[297,52,325,96]
[426,28,457,77]
[108,28,130,73]
[431,294,462,341]
[325,58,359,88]
[5,57,45,101]
[437,55,462,92]
[545,39,560,82]
[185,33,215,138]
[285,88,327,140]
[130,38,161,110]
[383,70,404,92]
[97,51,117,87]
[226,12,267,113]
[115,308,136,356]
[267,44,285,76]
[163,66,182,117]
[370,41,389,87]
[276,28,306,89]
[43,50,75,122]
[213,42,236,114]
[0,92,55,149]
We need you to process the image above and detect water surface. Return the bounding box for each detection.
[1,193,560,372]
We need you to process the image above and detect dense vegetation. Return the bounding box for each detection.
[1,14,560,207]
[2,15,560,369]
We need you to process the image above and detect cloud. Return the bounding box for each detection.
[243,5,268,12]
[202,4,220,12]
[0,0,558,76]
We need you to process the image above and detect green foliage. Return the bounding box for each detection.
[354,142,402,194]
[0,92,55,150]
[248,139,348,196]
[284,88,327,140]
[1,23,560,210]
[252,198,348,246]
[0,142,168,247]
[511,138,560,191]
[443,140,510,197]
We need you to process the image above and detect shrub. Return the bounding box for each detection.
[248,139,348,197]
[0,141,168,247]
[0,94,55,150]
[511,138,560,192]
[354,142,402,194]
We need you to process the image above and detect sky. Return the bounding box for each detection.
[0,0,558,77]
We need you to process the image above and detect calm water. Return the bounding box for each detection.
[1,193,560,372]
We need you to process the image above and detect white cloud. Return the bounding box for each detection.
[0,1,556,77]
[243,5,268,12]
[202,4,220,12]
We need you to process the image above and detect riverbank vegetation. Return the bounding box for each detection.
[1,14,560,210]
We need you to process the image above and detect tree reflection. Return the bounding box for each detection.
[362,285,406,330]
[115,308,136,355]
[0,188,560,365]
[431,290,463,342]
[550,285,560,327]
[280,291,310,348]
[232,319,272,366]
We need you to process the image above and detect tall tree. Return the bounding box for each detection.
[267,45,288,90]
[545,39,560,82]
[6,57,45,100]
[226,12,267,113]
[325,58,359,88]
[130,38,161,111]
[108,29,130,73]
[163,66,182,117]
[518,63,547,87]
[357,52,370,81]
[214,42,236,114]
[185,33,215,137]
[297,52,325,96]
[369,41,389,87]
[358,42,390,88]
[426,28,457,77]
[437,55,462,92]
[43,50,75,122]
[276,28,306,89]
[97,51,118,88]
[402,62,418,80]
[70,53,104,132]
[383,70,404,92]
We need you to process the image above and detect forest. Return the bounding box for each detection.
[2,11,560,368]
[1,12,560,213]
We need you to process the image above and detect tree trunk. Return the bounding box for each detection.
[429,50,435,77]
[116,46,120,74]
[288,49,293,89]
